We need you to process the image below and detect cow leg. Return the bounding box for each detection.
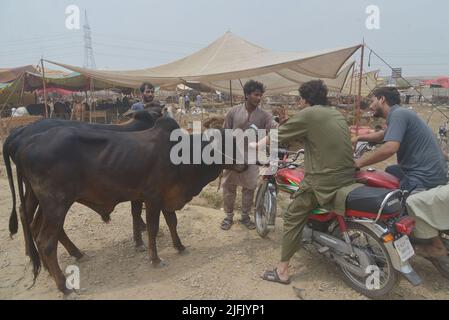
[36,202,71,294]
[131,201,145,248]
[20,187,39,257]
[30,207,49,271]
[144,201,163,266]
[162,210,185,253]
[59,230,84,260]
[32,205,84,260]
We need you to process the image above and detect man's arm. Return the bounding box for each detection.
[223,108,234,129]
[354,141,400,168]
[352,130,385,145]
[252,111,308,149]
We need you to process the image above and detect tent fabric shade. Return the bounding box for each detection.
[46,32,361,94]
[0,65,39,83]
[22,71,123,91]
[341,70,382,97]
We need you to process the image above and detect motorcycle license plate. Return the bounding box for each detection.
[394,235,415,262]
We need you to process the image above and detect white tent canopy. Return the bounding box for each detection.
[47,32,360,94]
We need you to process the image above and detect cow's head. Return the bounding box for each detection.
[203,128,248,173]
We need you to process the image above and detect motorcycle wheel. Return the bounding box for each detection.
[254,180,276,238]
[430,235,449,279]
[335,222,398,299]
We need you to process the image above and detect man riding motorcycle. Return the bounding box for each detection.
[353,87,449,262]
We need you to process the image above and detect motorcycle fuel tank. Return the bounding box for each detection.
[355,169,400,189]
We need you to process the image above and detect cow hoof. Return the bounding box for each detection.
[177,246,188,255]
[151,259,168,268]
[62,288,76,299]
[135,244,147,252]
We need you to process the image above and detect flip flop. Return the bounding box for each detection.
[239,217,256,230]
[415,245,449,260]
[261,269,291,285]
[430,255,449,265]
[220,218,233,230]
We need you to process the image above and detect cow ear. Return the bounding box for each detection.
[155,117,180,131]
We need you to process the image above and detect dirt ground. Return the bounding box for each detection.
[1,105,449,300]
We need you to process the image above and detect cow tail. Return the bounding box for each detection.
[16,167,41,281]
[3,141,18,237]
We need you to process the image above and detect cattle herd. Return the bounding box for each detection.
[3,110,246,294]
[6,99,134,122]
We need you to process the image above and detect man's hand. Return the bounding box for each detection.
[277,108,289,125]
[249,142,258,149]
[351,136,359,147]
[356,141,400,169]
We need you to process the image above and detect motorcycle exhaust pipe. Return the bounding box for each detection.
[303,226,373,272]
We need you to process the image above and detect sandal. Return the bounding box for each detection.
[261,268,291,285]
[239,217,256,230]
[220,217,233,230]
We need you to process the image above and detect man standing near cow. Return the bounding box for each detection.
[130,82,163,112]
[254,80,357,284]
[353,86,448,259]
[220,80,275,231]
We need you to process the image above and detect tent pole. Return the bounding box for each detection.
[85,90,90,123]
[89,77,95,123]
[41,58,48,118]
[19,73,26,105]
[348,63,356,96]
[230,80,233,107]
[355,42,365,136]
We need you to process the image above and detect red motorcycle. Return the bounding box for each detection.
[254,142,448,298]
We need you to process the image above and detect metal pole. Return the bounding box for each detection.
[355,42,365,136]
[41,59,48,118]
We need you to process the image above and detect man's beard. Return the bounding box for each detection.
[143,97,154,103]
[373,106,383,118]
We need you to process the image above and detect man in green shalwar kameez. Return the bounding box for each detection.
[260,80,357,284]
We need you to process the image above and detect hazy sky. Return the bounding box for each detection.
[1,0,448,77]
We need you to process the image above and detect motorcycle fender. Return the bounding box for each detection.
[354,220,409,272]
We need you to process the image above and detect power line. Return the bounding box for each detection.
[94,41,192,55]
[0,43,83,57]
[92,32,205,48]
[365,44,449,121]
[2,33,80,46]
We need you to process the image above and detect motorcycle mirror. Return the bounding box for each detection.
[249,124,259,132]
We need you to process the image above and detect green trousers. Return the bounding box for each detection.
[281,189,318,262]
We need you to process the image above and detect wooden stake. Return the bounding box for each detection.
[41,59,48,118]
[230,80,233,107]
[355,42,365,136]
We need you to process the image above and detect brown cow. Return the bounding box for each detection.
[15,117,246,293]
[3,111,167,262]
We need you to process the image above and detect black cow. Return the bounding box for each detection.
[3,111,163,261]
[52,102,72,119]
[14,117,245,293]
[25,103,51,116]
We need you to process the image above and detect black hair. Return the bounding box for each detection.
[371,87,401,106]
[140,82,155,93]
[298,80,328,106]
[243,80,265,98]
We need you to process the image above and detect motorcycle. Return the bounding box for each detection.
[254,141,449,298]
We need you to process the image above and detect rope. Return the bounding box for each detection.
[365,44,449,122]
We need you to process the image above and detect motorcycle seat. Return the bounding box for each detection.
[346,186,402,215]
